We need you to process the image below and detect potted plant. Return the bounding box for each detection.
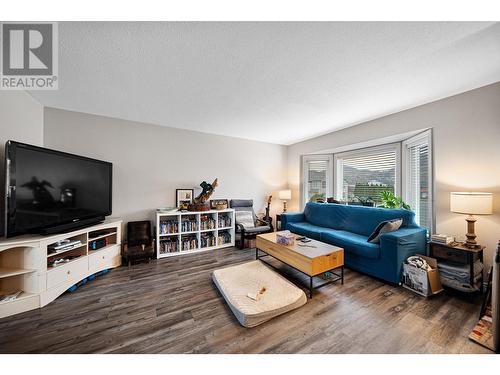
[378,191,411,210]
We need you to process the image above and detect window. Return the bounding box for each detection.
[403,130,433,232]
[301,131,433,232]
[302,155,333,205]
[334,144,400,205]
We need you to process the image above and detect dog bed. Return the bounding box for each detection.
[212,260,307,327]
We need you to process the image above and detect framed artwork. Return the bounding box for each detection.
[210,199,228,210]
[176,189,194,208]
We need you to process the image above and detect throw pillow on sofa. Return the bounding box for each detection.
[367,218,403,244]
[235,211,255,229]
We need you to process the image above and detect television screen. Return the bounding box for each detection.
[5,141,112,237]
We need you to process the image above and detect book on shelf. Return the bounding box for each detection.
[160,238,178,254]
[200,214,216,230]
[181,235,198,250]
[217,215,232,228]
[181,219,198,232]
[201,233,216,248]
[160,220,179,234]
[217,231,232,245]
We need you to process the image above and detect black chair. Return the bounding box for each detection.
[122,221,155,266]
[230,199,273,249]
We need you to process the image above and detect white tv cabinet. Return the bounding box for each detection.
[0,219,122,319]
[156,209,235,258]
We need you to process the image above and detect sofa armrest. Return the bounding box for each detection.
[379,227,428,283]
[280,212,305,230]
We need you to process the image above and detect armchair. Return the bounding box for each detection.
[230,199,273,249]
[122,220,155,266]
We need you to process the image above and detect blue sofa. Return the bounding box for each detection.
[281,203,427,284]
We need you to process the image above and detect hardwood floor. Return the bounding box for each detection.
[0,247,491,354]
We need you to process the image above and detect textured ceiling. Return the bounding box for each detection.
[30,22,500,145]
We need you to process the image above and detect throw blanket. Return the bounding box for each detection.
[406,256,431,271]
[440,273,482,293]
[438,260,483,284]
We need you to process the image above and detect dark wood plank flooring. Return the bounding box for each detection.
[0,247,491,354]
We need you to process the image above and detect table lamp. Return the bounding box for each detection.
[450,192,493,248]
[279,189,292,213]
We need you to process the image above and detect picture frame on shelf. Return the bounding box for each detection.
[210,199,228,210]
[176,189,194,208]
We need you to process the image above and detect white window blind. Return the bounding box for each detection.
[404,131,432,231]
[335,146,399,205]
[303,155,332,205]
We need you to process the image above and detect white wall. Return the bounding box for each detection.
[43,108,288,227]
[288,82,500,270]
[0,91,44,235]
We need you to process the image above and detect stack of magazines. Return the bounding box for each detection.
[431,234,454,245]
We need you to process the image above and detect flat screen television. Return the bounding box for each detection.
[4,141,112,237]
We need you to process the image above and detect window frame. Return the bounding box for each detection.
[333,143,402,202]
[402,129,434,234]
[301,154,333,208]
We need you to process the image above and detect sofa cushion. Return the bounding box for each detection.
[235,211,255,229]
[241,225,271,234]
[367,218,403,244]
[321,230,380,259]
[303,203,345,230]
[286,222,329,241]
[303,202,416,237]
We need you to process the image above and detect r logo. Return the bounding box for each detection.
[2,23,53,76]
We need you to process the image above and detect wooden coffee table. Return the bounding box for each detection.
[256,231,344,298]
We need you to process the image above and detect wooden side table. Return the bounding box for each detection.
[429,241,485,293]
[275,214,282,231]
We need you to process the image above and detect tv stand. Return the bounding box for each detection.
[0,219,122,319]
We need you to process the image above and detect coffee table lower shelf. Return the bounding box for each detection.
[256,248,344,298]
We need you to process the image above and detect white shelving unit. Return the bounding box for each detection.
[156,208,235,258]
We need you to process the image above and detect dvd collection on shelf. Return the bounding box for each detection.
[159,238,178,254]
[181,235,198,250]
[217,215,232,228]
[200,214,216,230]
[201,233,216,248]
[181,218,198,232]
[217,231,232,246]
[160,220,178,235]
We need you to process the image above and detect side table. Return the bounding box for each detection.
[429,241,485,293]
[275,214,282,231]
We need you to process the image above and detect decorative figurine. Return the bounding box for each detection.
[188,178,219,211]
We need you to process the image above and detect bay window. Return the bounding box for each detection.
[301,129,433,232]
[302,155,333,204]
[402,130,433,232]
[334,144,400,206]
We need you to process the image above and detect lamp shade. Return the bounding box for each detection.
[278,189,292,200]
[450,192,493,215]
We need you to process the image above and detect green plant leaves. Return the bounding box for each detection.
[379,191,411,210]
